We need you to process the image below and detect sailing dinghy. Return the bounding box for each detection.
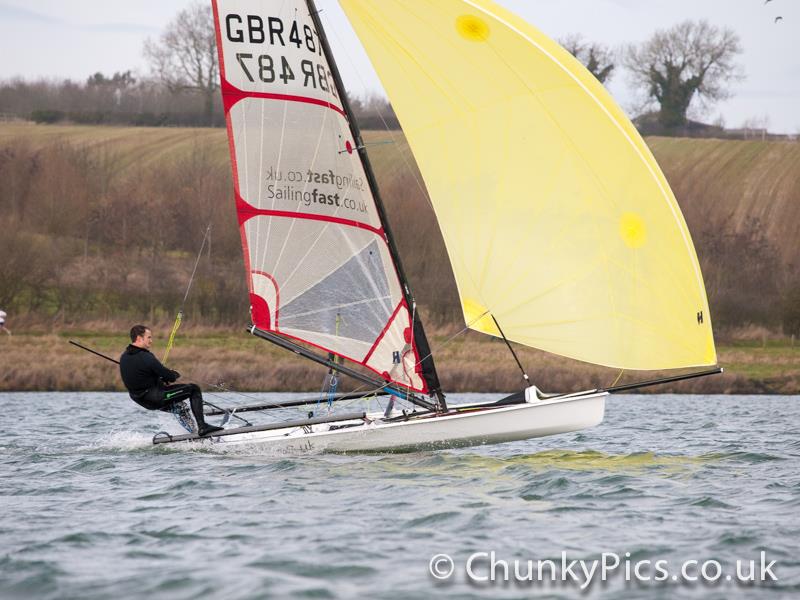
[153,0,719,452]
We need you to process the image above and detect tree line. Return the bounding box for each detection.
[0,74,397,130]
[0,139,246,325]
[0,3,743,135]
[561,20,742,133]
[1,132,799,338]
[0,72,226,128]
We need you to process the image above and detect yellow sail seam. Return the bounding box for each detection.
[462,0,705,296]
[490,254,609,318]
[352,5,494,313]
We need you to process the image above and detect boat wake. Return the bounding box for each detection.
[82,430,154,452]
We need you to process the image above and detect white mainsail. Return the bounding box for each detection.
[213,0,434,392]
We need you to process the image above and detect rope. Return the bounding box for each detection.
[201,398,252,427]
[407,311,489,377]
[320,12,432,210]
[492,315,530,385]
[163,224,211,365]
[192,374,380,422]
[328,313,342,409]
[326,372,339,412]
[199,382,316,425]
[610,369,625,388]
[406,302,416,405]
[163,311,183,366]
[314,313,342,416]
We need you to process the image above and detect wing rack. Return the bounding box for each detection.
[152,411,367,445]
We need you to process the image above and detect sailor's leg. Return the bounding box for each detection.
[162,383,222,436]
[188,386,223,436]
[161,383,201,421]
[187,385,207,427]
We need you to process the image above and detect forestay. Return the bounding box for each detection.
[212,0,431,392]
[340,0,717,370]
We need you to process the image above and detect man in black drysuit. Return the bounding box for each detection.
[119,324,223,437]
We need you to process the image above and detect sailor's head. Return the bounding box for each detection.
[130,324,152,349]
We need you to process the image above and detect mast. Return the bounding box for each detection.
[306,0,446,410]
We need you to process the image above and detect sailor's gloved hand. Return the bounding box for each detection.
[161,370,180,384]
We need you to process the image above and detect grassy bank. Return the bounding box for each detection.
[1,327,798,394]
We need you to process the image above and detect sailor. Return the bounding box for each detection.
[119,324,223,436]
[0,310,10,336]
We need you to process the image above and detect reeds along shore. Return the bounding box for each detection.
[0,325,798,394]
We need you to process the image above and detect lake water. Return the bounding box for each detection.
[1,392,798,599]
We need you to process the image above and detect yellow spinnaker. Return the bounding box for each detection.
[339,0,716,370]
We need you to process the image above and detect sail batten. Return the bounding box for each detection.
[340,0,717,370]
[213,0,439,392]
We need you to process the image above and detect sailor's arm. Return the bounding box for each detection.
[145,352,180,383]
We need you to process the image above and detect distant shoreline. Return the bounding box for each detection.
[2,329,797,395]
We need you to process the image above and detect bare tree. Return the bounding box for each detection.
[740,115,770,140]
[349,93,400,129]
[144,1,219,126]
[86,71,136,89]
[560,34,616,84]
[624,20,743,130]
[0,226,53,308]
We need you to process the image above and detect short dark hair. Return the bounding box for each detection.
[130,324,150,342]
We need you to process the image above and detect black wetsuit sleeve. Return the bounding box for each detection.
[144,352,180,383]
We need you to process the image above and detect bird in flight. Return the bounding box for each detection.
[775,16,783,23]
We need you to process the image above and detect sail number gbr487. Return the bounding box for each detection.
[223,13,340,102]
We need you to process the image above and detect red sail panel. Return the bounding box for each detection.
[213,0,428,392]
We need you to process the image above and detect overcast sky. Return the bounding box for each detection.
[0,0,797,132]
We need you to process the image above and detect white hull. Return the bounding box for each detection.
[178,392,606,454]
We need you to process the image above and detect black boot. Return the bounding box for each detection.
[198,423,224,437]
[187,388,223,436]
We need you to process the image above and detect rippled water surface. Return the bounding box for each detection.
[1,393,799,599]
